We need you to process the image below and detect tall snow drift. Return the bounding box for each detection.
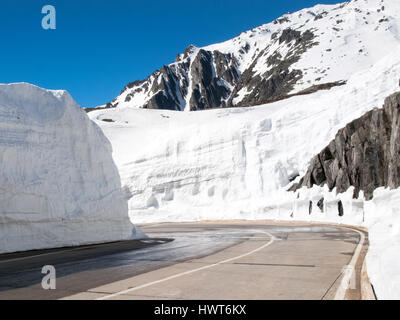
[0,83,135,254]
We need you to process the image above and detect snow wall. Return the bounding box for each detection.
[0,83,136,254]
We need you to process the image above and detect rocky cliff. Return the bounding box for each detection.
[290,91,400,200]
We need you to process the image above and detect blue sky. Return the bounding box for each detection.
[0,0,343,107]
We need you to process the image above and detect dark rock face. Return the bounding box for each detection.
[317,198,324,212]
[107,46,239,111]
[338,200,344,216]
[189,50,239,111]
[290,92,400,200]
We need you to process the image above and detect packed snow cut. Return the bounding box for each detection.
[0,83,137,254]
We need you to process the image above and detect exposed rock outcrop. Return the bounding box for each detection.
[290,91,400,200]
[105,46,240,111]
[189,49,239,110]
[227,28,318,107]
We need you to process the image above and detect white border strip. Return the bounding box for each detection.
[334,228,365,300]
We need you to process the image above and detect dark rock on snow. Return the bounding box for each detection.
[290,91,400,200]
[317,198,324,212]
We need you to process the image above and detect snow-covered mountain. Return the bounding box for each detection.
[99,0,400,111]
[88,0,400,223]
[0,83,138,254]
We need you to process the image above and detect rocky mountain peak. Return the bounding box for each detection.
[92,0,400,112]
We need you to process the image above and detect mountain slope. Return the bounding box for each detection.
[100,0,400,111]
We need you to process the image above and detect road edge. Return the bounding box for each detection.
[361,259,377,300]
[140,219,373,300]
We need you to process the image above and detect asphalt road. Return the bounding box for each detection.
[0,222,368,300]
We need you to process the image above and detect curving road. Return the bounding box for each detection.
[0,222,368,300]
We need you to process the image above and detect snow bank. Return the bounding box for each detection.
[0,83,136,254]
[90,45,400,224]
[364,188,400,300]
